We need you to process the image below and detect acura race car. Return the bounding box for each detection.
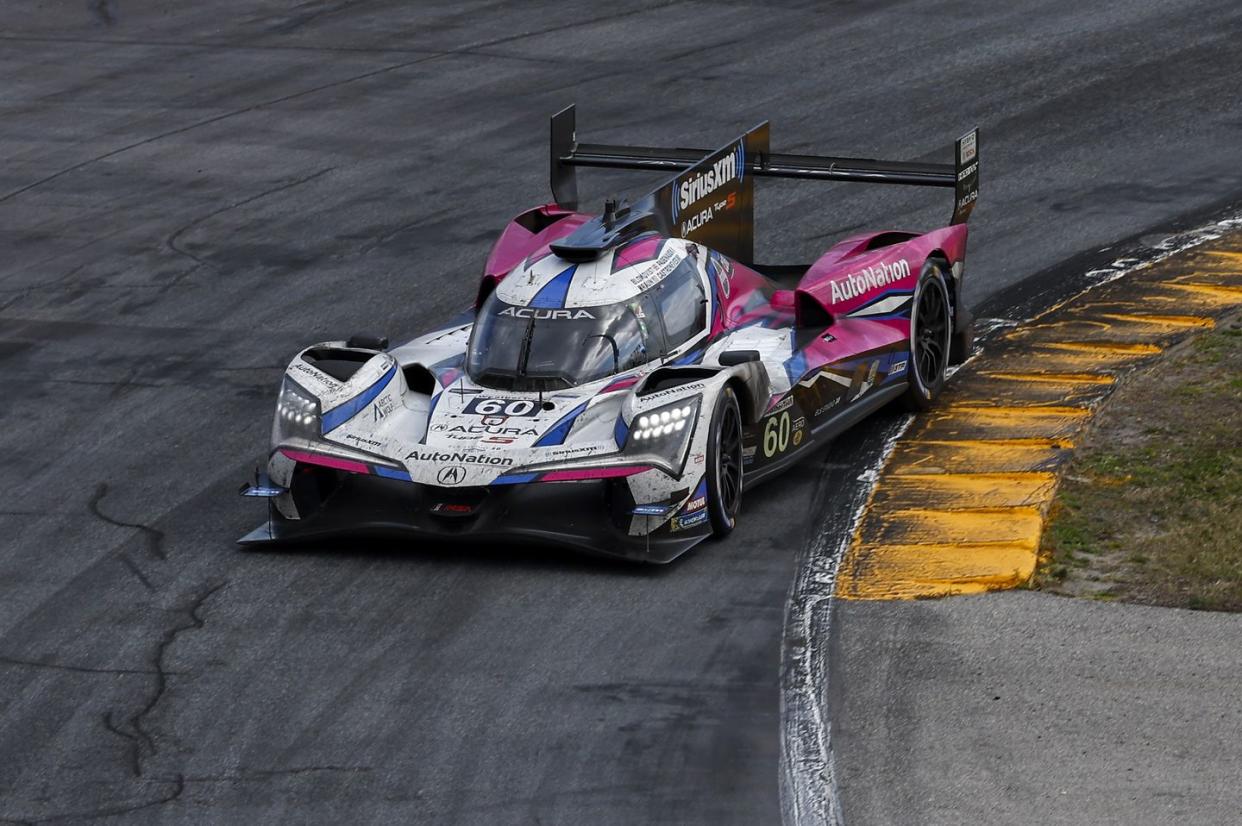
[240,106,980,561]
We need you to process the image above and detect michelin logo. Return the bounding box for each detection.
[671,510,709,532]
[829,259,911,304]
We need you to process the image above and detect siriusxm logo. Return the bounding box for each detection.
[828,259,911,304]
[675,141,744,219]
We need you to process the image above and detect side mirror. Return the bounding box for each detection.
[347,334,389,351]
[718,349,760,366]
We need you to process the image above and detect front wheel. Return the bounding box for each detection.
[705,385,744,537]
[900,262,953,411]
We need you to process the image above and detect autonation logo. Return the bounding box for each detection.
[828,259,911,304]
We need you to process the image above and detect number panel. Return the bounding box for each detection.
[464,397,540,417]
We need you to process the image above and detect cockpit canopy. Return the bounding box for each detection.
[467,252,706,392]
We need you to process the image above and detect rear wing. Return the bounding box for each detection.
[548,105,978,262]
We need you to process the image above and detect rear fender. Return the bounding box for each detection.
[477,205,594,307]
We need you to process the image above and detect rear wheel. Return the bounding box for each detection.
[706,386,744,537]
[900,262,953,411]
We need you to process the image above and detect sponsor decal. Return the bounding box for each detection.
[677,145,740,214]
[792,416,806,447]
[431,501,476,515]
[443,424,538,437]
[466,397,539,417]
[372,395,395,421]
[548,444,601,458]
[671,509,709,532]
[436,466,467,485]
[960,130,977,163]
[691,452,706,465]
[633,246,682,291]
[956,191,978,211]
[681,192,735,237]
[342,434,384,449]
[639,381,706,401]
[633,503,673,516]
[768,395,794,414]
[406,449,513,466]
[685,496,706,513]
[890,359,907,376]
[814,397,841,417]
[828,259,911,304]
[957,161,978,182]
[681,207,714,236]
[499,307,595,320]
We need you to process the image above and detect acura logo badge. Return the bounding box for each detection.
[437,466,466,485]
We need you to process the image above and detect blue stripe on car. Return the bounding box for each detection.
[322,363,398,433]
[491,472,539,485]
[613,415,629,448]
[670,347,704,366]
[374,466,412,481]
[534,400,590,447]
[784,348,809,385]
[529,264,577,309]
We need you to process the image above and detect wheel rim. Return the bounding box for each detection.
[717,404,743,516]
[914,278,949,387]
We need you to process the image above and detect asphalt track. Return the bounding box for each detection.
[3,1,1242,823]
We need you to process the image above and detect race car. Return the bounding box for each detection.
[240,105,980,562]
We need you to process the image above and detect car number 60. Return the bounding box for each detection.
[762,412,791,458]
[471,398,537,416]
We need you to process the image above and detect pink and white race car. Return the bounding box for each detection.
[240,105,980,562]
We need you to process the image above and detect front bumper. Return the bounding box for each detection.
[237,469,708,563]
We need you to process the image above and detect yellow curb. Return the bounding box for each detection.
[836,229,1242,600]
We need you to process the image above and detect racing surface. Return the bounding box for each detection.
[4,1,1242,822]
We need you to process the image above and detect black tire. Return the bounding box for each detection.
[949,316,975,366]
[705,385,744,537]
[900,261,953,412]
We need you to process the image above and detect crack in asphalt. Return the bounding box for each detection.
[2,774,186,825]
[163,166,336,270]
[101,581,227,780]
[117,553,157,593]
[0,655,170,677]
[181,765,374,783]
[87,483,166,561]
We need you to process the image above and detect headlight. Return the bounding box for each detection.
[271,377,322,446]
[625,396,700,474]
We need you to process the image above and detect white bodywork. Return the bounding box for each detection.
[266,239,784,538]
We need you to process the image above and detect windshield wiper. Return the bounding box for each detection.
[584,333,620,375]
[516,316,536,378]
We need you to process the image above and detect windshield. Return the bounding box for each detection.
[468,292,662,391]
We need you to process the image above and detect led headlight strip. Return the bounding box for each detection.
[629,402,694,441]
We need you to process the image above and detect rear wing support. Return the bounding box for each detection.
[550,105,979,226]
